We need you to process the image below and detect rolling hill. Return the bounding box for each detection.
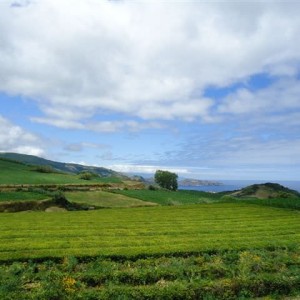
[0,156,125,185]
[230,182,300,199]
[0,152,123,178]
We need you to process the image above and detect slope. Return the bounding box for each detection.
[0,158,121,185]
[0,152,122,178]
[230,182,300,199]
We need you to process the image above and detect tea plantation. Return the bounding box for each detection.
[1,158,300,299]
[0,203,300,299]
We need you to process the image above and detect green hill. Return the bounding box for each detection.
[230,182,300,199]
[0,157,122,185]
[0,152,122,178]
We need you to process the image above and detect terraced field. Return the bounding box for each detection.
[0,203,299,261]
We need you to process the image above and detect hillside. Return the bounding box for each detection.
[0,152,124,178]
[230,182,300,199]
[0,157,123,185]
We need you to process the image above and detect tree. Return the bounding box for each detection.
[154,170,178,191]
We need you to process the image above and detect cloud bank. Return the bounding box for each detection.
[0,1,299,180]
[0,0,299,129]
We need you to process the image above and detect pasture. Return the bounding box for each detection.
[0,159,122,185]
[114,189,224,205]
[0,191,49,202]
[66,190,157,208]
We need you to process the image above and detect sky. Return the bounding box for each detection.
[0,0,300,181]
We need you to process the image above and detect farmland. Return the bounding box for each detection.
[0,204,299,261]
[1,157,300,298]
[0,191,48,202]
[114,189,224,205]
[0,204,300,299]
[1,248,299,299]
[65,190,157,208]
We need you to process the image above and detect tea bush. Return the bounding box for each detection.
[0,248,299,299]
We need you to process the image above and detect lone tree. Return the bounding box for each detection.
[154,170,178,191]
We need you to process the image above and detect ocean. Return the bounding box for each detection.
[179,180,300,193]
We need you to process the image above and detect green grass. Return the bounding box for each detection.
[113,189,223,205]
[221,196,300,210]
[115,189,300,211]
[0,159,122,185]
[66,190,157,208]
[0,203,299,261]
[0,191,49,202]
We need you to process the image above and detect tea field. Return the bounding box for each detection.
[1,203,300,299]
[0,203,299,261]
[1,157,300,298]
[1,248,299,299]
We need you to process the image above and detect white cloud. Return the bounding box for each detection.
[63,142,108,152]
[32,117,165,132]
[11,146,44,157]
[218,78,300,115]
[0,115,45,156]
[31,117,85,130]
[109,164,189,175]
[0,1,299,127]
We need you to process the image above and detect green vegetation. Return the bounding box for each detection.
[231,182,300,199]
[113,189,223,205]
[0,191,48,202]
[0,203,299,261]
[154,169,178,191]
[78,171,98,180]
[112,187,300,210]
[222,196,300,210]
[91,176,123,184]
[0,159,87,185]
[1,248,299,299]
[0,152,122,178]
[0,191,86,213]
[0,159,122,185]
[30,165,58,173]
[66,190,157,208]
[1,155,300,298]
[0,203,300,298]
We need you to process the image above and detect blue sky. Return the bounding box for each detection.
[0,0,300,180]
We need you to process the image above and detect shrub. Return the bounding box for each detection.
[31,165,56,173]
[52,192,69,206]
[148,185,157,191]
[79,172,98,180]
